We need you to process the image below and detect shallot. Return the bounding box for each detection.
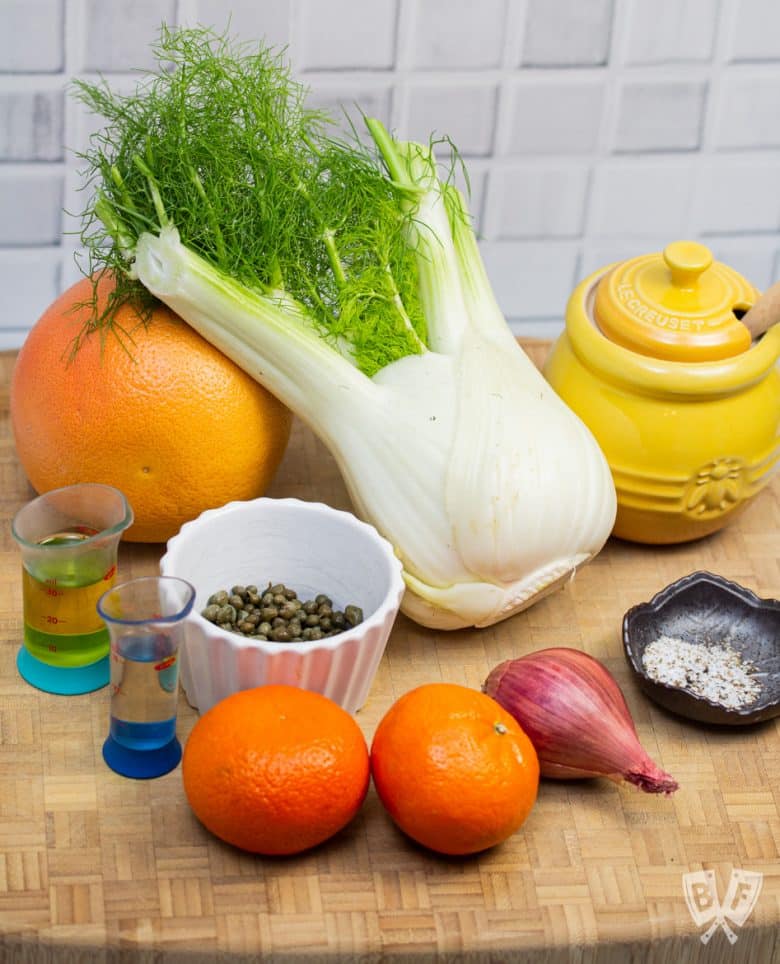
[483,647,678,795]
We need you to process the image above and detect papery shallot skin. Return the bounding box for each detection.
[483,648,678,795]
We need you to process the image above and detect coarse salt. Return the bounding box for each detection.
[642,635,762,710]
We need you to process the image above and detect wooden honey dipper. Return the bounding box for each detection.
[741,280,780,341]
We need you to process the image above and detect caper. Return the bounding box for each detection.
[217,604,236,624]
[205,581,364,643]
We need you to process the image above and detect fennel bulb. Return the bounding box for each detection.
[74,26,616,629]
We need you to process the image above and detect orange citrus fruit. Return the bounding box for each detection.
[10,274,292,542]
[182,685,370,855]
[370,682,539,855]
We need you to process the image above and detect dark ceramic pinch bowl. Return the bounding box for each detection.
[623,571,780,726]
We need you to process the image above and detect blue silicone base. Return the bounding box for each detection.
[17,648,109,695]
[102,734,182,779]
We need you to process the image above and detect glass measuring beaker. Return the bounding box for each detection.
[11,483,134,695]
[98,576,195,779]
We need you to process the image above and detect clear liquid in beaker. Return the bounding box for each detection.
[109,633,179,752]
[22,526,114,668]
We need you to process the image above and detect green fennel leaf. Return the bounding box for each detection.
[73,25,429,375]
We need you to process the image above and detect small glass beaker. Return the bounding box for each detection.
[98,576,195,779]
[11,483,134,695]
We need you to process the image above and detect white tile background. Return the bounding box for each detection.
[1,0,779,348]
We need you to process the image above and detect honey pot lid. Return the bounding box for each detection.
[593,241,759,361]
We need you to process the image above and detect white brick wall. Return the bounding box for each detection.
[1,0,779,349]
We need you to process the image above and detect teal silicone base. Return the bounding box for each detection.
[17,647,109,695]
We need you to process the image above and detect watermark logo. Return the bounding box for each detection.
[683,869,763,944]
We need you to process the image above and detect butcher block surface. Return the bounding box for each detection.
[1,346,779,963]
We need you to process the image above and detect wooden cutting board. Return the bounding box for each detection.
[1,346,779,963]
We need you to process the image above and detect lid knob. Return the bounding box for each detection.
[663,241,713,290]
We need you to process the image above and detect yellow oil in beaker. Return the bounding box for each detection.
[21,528,116,667]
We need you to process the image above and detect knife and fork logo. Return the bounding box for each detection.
[683,869,763,944]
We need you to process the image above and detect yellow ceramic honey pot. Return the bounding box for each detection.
[544,241,780,544]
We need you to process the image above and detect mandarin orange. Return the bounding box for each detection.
[10,274,292,542]
[182,685,370,855]
[370,682,539,855]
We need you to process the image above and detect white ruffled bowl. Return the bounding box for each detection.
[160,497,405,715]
